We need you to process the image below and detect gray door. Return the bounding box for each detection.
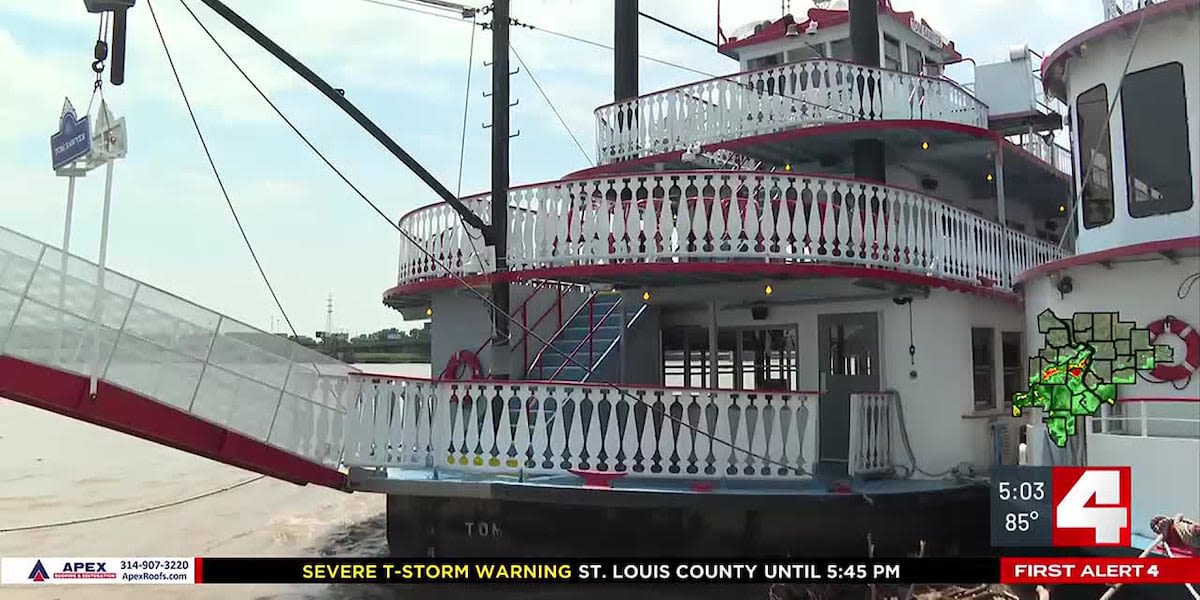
[817,312,880,463]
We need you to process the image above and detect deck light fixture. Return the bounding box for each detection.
[764,284,774,295]
[921,141,929,150]
[1058,204,1066,213]
[642,290,651,302]
[784,163,791,171]
[986,173,994,182]
[425,307,432,317]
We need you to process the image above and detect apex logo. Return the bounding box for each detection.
[28,560,49,582]
[1052,466,1132,547]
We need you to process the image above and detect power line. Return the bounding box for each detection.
[455,14,485,266]
[510,42,594,166]
[146,0,303,342]
[187,0,808,477]
[1057,5,1148,248]
[639,10,717,48]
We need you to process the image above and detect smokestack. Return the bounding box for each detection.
[849,0,886,183]
[614,0,638,102]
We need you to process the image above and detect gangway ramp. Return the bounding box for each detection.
[0,226,354,489]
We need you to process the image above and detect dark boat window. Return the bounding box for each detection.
[972,328,995,410]
[883,36,901,70]
[1121,62,1194,218]
[1076,84,1114,229]
[830,39,852,61]
[905,45,923,75]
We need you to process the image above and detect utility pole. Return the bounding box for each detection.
[849,0,886,183]
[489,0,511,378]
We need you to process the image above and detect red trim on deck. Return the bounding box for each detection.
[1041,0,1199,101]
[0,356,347,490]
[1016,236,1200,283]
[383,262,1019,309]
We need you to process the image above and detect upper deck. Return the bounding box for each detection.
[592,58,1070,176]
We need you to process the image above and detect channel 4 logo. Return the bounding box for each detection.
[1051,467,1132,547]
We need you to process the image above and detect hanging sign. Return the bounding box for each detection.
[910,17,946,48]
[50,98,92,170]
[88,99,128,164]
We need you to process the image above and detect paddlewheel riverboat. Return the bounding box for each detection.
[0,0,1194,565]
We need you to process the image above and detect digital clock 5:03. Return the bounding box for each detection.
[997,480,1044,502]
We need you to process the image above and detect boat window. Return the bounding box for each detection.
[661,325,798,391]
[972,328,995,410]
[883,35,901,70]
[830,38,852,61]
[1121,62,1194,218]
[905,44,923,75]
[748,53,783,70]
[1076,84,1114,229]
[1002,332,1023,408]
[787,45,823,62]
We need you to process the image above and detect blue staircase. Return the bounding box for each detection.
[529,293,622,381]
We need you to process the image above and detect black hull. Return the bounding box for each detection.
[386,485,991,558]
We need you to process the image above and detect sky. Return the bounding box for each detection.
[0,0,1102,337]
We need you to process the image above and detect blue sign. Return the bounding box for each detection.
[50,100,91,170]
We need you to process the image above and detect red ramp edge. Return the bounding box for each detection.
[0,356,347,490]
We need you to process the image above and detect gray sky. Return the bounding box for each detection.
[0,0,1102,336]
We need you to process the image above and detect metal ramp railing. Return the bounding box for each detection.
[0,225,355,488]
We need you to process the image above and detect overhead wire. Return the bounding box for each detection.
[455,13,486,267]
[146,0,305,344]
[1057,5,1149,248]
[510,42,593,166]
[353,0,867,148]
[182,0,809,477]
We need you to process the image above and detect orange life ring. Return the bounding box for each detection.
[1147,316,1200,383]
[441,349,483,380]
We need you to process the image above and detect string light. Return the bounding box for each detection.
[1058,204,1066,213]
[921,141,929,150]
[425,307,433,317]
[642,291,651,301]
[986,173,994,182]
[764,284,774,295]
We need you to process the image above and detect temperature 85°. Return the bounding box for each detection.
[997,481,1044,502]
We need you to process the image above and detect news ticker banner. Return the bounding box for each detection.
[990,465,1134,547]
[2,557,1198,586]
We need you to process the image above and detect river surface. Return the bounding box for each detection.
[0,363,773,600]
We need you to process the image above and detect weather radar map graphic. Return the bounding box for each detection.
[1013,309,1174,447]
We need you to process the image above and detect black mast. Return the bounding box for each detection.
[614,0,638,101]
[849,0,886,183]
[489,0,511,377]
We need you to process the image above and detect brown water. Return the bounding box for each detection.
[0,364,779,599]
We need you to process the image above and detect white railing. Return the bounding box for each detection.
[343,374,820,480]
[0,226,355,469]
[594,59,988,164]
[396,171,1069,291]
[1093,399,1200,439]
[849,392,897,477]
[1009,133,1072,175]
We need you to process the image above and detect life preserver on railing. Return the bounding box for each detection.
[441,349,484,381]
[1147,316,1200,383]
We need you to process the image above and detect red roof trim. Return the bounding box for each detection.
[1041,0,1199,102]
[717,0,962,62]
[1015,235,1200,283]
[0,356,347,490]
[383,262,1020,305]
